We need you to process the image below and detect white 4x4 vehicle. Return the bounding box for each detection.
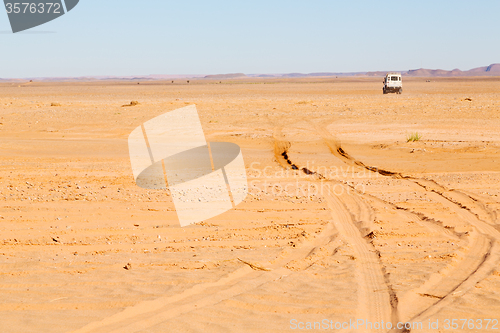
[383,73,402,94]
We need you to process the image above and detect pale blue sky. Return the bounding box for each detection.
[1,0,499,78]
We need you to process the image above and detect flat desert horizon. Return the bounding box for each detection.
[1,76,500,332]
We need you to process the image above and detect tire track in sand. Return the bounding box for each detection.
[395,180,500,331]
[325,188,398,332]
[273,126,397,332]
[70,130,343,332]
[70,229,343,333]
[312,124,500,332]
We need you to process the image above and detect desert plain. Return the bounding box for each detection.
[0,77,500,332]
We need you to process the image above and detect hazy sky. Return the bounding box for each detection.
[1,0,499,78]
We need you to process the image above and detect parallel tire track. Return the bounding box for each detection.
[71,135,344,333]
[71,232,344,333]
[313,124,500,332]
[272,126,398,332]
[325,188,398,332]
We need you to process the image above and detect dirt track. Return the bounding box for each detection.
[1,77,500,332]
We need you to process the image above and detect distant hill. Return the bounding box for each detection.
[6,74,206,82]
[277,64,500,78]
[247,64,500,78]
[358,71,389,77]
[204,73,247,79]
[145,74,205,79]
[406,63,500,77]
[486,63,500,72]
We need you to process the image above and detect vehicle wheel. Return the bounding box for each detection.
[383,88,387,94]
[398,88,402,94]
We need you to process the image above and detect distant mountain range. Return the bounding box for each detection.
[404,63,500,77]
[1,64,499,81]
[248,63,500,78]
[204,73,247,79]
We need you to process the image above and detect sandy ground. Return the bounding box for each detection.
[1,77,500,332]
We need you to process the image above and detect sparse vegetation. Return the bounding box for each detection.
[407,132,422,142]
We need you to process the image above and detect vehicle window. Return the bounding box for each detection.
[391,76,398,81]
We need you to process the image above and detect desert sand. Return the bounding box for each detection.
[0,77,500,332]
